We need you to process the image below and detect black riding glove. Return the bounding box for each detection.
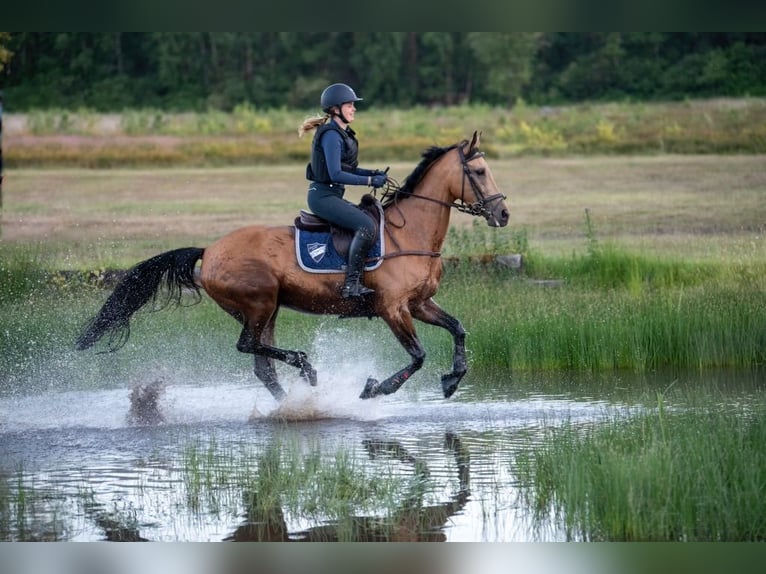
[370,174,388,188]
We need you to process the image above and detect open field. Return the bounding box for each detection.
[1,154,764,269]
[3,98,765,170]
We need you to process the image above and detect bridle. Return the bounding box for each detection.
[372,142,507,261]
[454,144,507,218]
[380,142,507,223]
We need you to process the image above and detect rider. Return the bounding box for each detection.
[298,83,388,299]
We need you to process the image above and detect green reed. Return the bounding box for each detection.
[444,274,766,373]
[514,397,766,540]
[433,214,766,374]
[180,434,430,541]
[0,246,51,304]
[0,467,67,541]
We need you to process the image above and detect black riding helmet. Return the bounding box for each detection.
[321,83,363,115]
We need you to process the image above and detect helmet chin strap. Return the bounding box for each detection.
[333,105,351,125]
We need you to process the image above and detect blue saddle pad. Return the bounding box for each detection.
[295,220,385,274]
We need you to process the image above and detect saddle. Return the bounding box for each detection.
[294,193,383,260]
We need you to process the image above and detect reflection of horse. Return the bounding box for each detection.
[225,432,470,542]
[76,132,509,401]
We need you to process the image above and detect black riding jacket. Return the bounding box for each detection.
[307,122,360,186]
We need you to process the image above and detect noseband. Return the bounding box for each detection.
[454,145,507,218]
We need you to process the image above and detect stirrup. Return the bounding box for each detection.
[341,282,375,299]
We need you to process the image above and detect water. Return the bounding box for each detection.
[0,366,761,542]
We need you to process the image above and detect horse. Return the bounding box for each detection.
[76,131,509,402]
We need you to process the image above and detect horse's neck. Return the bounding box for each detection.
[387,178,453,251]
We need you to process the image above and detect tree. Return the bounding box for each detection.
[465,32,540,106]
[0,32,12,72]
[348,32,405,106]
[416,33,457,105]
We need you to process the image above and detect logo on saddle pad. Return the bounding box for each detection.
[307,242,327,263]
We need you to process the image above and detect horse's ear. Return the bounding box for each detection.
[469,130,481,151]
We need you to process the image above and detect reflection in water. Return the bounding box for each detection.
[225,432,470,542]
[0,368,762,541]
[84,501,149,542]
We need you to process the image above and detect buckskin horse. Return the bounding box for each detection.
[76,131,509,401]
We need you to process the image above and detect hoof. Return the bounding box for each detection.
[441,374,461,399]
[304,367,318,386]
[296,352,317,386]
[359,377,382,400]
[266,384,287,403]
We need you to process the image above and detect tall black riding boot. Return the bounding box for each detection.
[341,231,375,299]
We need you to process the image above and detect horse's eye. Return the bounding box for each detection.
[475,168,486,176]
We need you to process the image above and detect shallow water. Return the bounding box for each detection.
[0,367,761,542]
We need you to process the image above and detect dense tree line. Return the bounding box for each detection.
[1,32,764,111]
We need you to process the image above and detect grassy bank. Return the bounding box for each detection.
[441,265,766,373]
[1,241,764,396]
[514,397,766,541]
[4,98,766,168]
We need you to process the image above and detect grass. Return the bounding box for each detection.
[0,148,764,392]
[5,98,766,168]
[514,395,766,541]
[3,153,765,268]
[0,466,68,541]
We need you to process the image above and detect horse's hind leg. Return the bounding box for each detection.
[253,343,317,388]
[235,315,287,402]
[411,298,467,398]
[241,311,317,387]
[254,355,286,402]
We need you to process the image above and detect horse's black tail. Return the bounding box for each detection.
[76,247,205,352]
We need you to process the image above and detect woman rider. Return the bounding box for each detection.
[299,83,388,298]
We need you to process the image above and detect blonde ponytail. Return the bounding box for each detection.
[298,114,330,138]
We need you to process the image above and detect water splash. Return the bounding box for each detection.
[259,324,401,422]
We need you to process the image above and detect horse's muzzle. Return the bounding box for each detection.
[486,204,510,228]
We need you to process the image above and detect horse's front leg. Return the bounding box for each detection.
[360,308,425,399]
[411,298,467,398]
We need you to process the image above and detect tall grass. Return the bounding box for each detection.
[6,98,766,168]
[0,467,67,541]
[0,247,50,304]
[514,398,766,540]
[441,268,766,373]
[435,210,766,373]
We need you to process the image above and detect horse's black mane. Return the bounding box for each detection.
[380,140,465,208]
